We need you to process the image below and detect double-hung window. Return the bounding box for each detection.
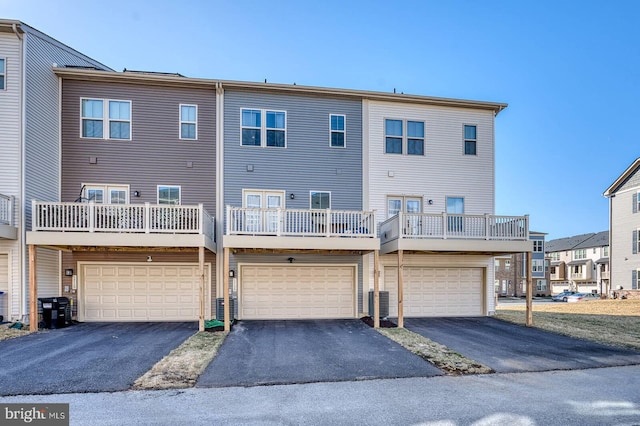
[533,240,544,252]
[385,119,425,155]
[81,98,131,140]
[574,249,586,260]
[532,260,544,273]
[0,58,5,90]
[157,185,181,205]
[330,114,345,148]
[180,104,197,140]
[241,108,286,147]
[464,124,477,155]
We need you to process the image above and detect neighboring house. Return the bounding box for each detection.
[27,68,217,326]
[604,158,640,298]
[0,20,111,323]
[364,98,530,320]
[495,232,548,297]
[545,231,609,295]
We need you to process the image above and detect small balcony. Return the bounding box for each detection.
[27,201,215,251]
[379,212,530,254]
[0,193,17,239]
[550,263,566,281]
[224,206,379,251]
[569,260,594,281]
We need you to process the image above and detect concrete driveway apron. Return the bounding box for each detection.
[0,322,196,396]
[405,317,640,373]
[197,319,442,387]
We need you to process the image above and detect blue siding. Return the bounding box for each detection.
[223,90,362,211]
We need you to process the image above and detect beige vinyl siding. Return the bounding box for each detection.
[365,100,495,217]
[36,248,59,298]
[0,253,9,320]
[61,80,216,213]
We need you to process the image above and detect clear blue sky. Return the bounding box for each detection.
[4,0,639,240]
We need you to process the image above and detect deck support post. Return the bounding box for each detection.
[29,245,38,332]
[526,250,533,327]
[397,249,404,329]
[373,250,380,328]
[223,247,230,332]
[198,246,205,332]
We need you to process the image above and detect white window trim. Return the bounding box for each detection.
[533,240,544,252]
[157,185,182,205]
[329,114,346,148]
[386,195,423,218]
[241,189,286,208]
[532,259,544,273]
[179,104,198,140]
[310,191,331,210]
[82,183,130,204]
[463,123,477,156]
[240,108,287,148]
[384,118,425,156]
[574,249,586,260]
[0,57,6,91]
[80,98,132,140]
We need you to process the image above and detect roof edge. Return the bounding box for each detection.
[53,68,508,113]
[603,158,640,197]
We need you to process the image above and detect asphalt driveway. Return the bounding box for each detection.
[405,317,640,373]
[0,322,196,396]
[197,319,442,387]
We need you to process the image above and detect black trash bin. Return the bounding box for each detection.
[39,297,70,329]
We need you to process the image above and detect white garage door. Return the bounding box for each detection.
[240,265,355,319]
[385,267,484,317]
[0,254,8,320]
[83,264,204,321]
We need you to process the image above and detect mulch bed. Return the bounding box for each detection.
[361,316,397,328]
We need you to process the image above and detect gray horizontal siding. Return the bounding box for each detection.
[61,80,216,213]
[24,31,112,231]
[223,90,362,212]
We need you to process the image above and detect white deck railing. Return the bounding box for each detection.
[0,194,14,226]
[32,201,215,241]
[379,212,528,243]
[226,206,377,238]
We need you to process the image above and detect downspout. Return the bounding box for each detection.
[13,23,27,321]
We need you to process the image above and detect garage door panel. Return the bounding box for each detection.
[240,265,355,320]
[83,264,205,321]
[385,267,483,317]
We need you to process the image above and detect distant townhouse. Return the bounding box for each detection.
[545,231,609,295]
[604,158,640,298]
[495,232,548,297]
[0,20,110,323]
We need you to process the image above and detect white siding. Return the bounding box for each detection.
[364,100,495,218]
[36,248,59,298]
[0,33,23,321]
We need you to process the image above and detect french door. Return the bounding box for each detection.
[243,190,285,233]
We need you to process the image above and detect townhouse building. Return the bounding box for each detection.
[495,232,548,297]
[8,22,533,330]
[604,158,640,297]
[546,231,609,295]
[0,20,110,323]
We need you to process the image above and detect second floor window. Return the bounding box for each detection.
[604,246,609,257]
[241,109,286,147]
[180,104,197,139]
[330,115,345,148]
[574,249,586,260]
[384,119,425,155]
[550,252,560,261]
[533,240,544,252]
[464,125,477,155]
[158,185,181,205]
[532,260,544,273]
[0,58,5,90]
[81,98,131,140]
